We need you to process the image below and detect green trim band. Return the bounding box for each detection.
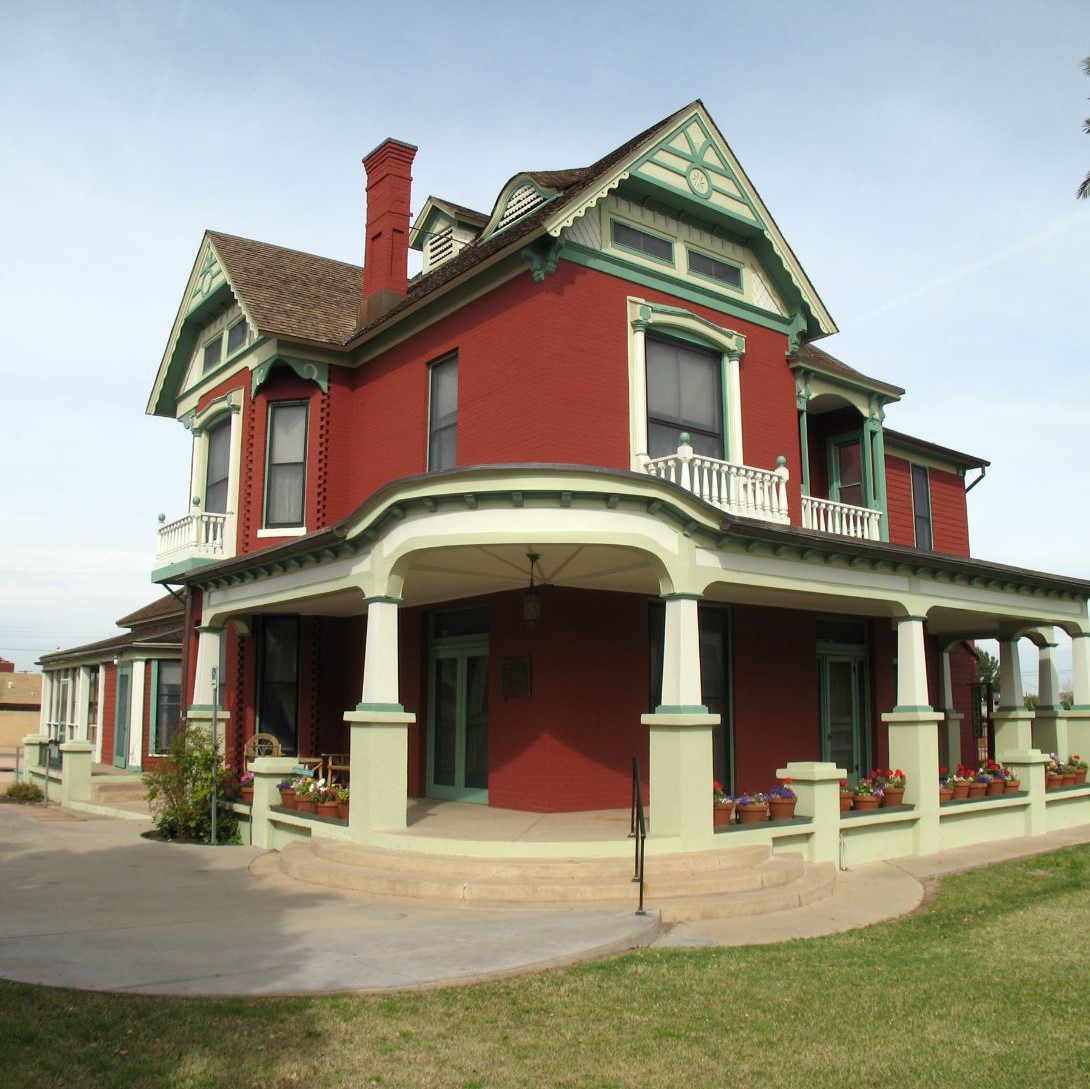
[659,593,704,602]
[892,704,934,713]
[366,596,404,606]
[654,704,709,715]
[894,616,928,625]
[355,702,405,713]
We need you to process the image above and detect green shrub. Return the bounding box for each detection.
[5,781,44,803]
[143,728,239,844]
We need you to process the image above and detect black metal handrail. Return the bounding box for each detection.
[629,755,647,915]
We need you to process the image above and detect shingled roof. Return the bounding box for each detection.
[788,342,905,399]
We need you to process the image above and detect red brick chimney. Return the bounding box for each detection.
[359,137,417,326]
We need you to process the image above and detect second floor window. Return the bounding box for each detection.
[429,354,458,471]
[265,402,308,528]
[204,418,231,515]
[831,438,865,508]
[912,464,933,549]
[646,337,724,459]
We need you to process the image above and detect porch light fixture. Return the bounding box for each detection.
[522,552,542,632]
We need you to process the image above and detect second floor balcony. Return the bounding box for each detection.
[154,509,234,578]
[642,435,882,541]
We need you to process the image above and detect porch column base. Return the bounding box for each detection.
[59,741,93,806]
[249,756,300,849]
[993,709,1034,754]
[22,734,49,772]
[642,712,719,847]
[1032,709,1069,760]
[881,710,942,856]
[1000,750,1050,837]
[345,710,416,837]
[184,707,231,754]
[1062,709,1090,762]
[776,761,845,864]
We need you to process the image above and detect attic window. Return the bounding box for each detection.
[227,317,249,355]
[611,220,673,264]
[429,227,454,266]
[496,184,547,232]
[687,250,742,291]
[202,334,223,373]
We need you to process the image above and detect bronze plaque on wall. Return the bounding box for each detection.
[501,658,532,699]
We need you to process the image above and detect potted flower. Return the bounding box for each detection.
[276,778,297,808]
[981,759,1007,795]
[734,791,767,823]
[878,768,906,808]
[713,780,734,828]
[1066,754,1088,786]
[294,777,318,813]
[239,772,255,806]
[314,784,340,818]
[839,778,854,812]
[938,768,954,805]
[336,785,350,821]
[1046,754,1066,791]
[852,777,881,810]
[766,780,797,821]
[950,764,974,800]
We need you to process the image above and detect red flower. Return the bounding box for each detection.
[783,777,793,785]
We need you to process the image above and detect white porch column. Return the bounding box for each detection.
[1067,631,1090,760]
[93,664,105,763]
[643,595,719,847]
[884,615,941,855]
[994,637,1034,753]
[940,647,963,772]
[630,315,649,466]
[1032,638,1069,758]
[188,626,229,734]
[725,350,744,463]
[38,673,53,736]
[128,660,146,769]
[345,596,415,836]
[75,665,92,743]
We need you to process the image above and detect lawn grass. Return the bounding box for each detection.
[2,846,1090,1088]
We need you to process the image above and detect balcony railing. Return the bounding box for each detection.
[641,435,790,525]
[801,496,882,541]
[155,510,232,567]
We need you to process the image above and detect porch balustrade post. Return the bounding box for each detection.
[1066,632,1090,760]
[884,615,941,855]
[59,740,93,806]
[249,756,299,849]
[345,596,415,837]
[643,594,719,847]
[777,762,844,864]
[994,637,1034,753]
[1032,639,1069,758]
[1002,750,1050,838]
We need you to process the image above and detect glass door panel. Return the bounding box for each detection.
[428,641,489,803]
[820,653,868,782]
[113,667,131,769]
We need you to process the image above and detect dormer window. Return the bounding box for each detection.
[496,184,548,232]
[428,227,454,268]
[610,220,673,264]
[227,317,249,356]
[687,249,742,291]
[202,334,223,373]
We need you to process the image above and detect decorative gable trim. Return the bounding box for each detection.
[251,356,330,397]
[481,176,564,240]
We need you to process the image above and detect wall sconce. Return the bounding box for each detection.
[522,552,542,633]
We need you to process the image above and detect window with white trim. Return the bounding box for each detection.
[204,417,231,515]
[152,661,182,754]
[264,402,308,528]
[911,464,933,549]
[428,353,458,471]
[611,220,673,264]
[646,337,724,459]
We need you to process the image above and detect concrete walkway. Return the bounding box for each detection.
[2,798,1089,996]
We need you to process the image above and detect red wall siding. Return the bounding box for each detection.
[930,468,970,556]
[731,606,819,792]
[885,456,914,547]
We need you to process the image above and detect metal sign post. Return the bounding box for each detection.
[210,666,219,846]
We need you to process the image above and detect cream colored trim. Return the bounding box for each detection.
[256,526,308,539]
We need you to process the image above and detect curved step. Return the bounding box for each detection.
[277,840,836,922]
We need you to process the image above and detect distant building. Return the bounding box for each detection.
[0,659,42,749]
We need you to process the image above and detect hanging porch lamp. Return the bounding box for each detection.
[522,552,542,632]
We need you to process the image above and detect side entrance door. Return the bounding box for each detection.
[428,614,489,803]
[113,664,132,769]
[818,651,870,783]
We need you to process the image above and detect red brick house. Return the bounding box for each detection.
[145,101,1090,846]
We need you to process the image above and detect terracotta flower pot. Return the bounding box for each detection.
[736,803,768,823]
[240,787,254,806]
[767,798,797,821]
[967,782,988,798]
[882,788,905,808]
[938,788,954,804]
[316,801,340,818]
[986,779,1006,796]
[1047,774,1065,791]
[337,801,350,820]
[1073,769,1087,786]
[713,804,734,828]
[278,788,296,809]
[852,795,880,810]
[1005,779,1021,794]
[1063,772,1078,788]
[295,799,317,814]
[839,792,854,812]
[951,782,970,800]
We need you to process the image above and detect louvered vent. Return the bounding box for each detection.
[496,184,546,231]
[428,226,454,267]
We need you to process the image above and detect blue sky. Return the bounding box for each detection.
[1,0,1087,683]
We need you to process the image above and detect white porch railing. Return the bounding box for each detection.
[155,511,232,565]
[642,435,790,525]
[801,496,882,541]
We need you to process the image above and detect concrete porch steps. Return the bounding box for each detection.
[277,840,837,923]
[89,775,147,803]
